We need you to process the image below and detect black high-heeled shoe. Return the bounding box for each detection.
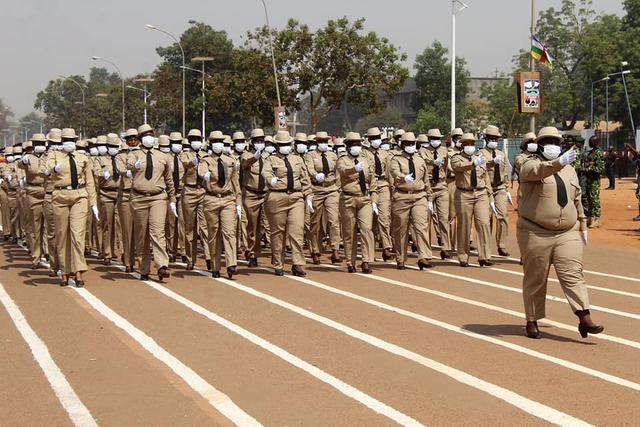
[227,265,237,279]
[525,321,541,339]
[396,263,405,270]
[212,271,221,278]
[361,262,372,274]
[418,259,433,270]
[292,265,306,277]
[347,265,356,273]
[440,250,450,260]
[274,269,284,276]
[75,280,85,288]
[330,250,341,264]
[479,259,494,267]
[578,323,604,338]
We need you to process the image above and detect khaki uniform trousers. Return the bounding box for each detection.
[265,191,306,270]
[132,196,169,275]
[7,191,19,238]
[204,193,238,272]
[339,194,375,266]
[517,219,589,321]
[243,189,268,258]
[374,184,393,250]
[117,191,136,269]
[182,187,209,265]
[454,188,492,263]
[392,192,432,262]
[447,178,457,249]
[237,204,248,254]
[99,192,119,259]
[0,188,10,236]
[43,193,59,272]
[52,188,89,274]
[432,183,451,250]
[492,188,509,250]
[309,188,341,253]
[19,191,33,247]
[26,187,46,266]
[166,193,185,258]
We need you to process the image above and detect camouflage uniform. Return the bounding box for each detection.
[583,147,605,218]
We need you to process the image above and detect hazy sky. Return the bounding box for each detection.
[1,0,625,117]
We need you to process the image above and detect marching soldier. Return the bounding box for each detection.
[80,137,100,256]
[514,132,537,180]
[0,147,12,240]
[479,125,511,256]
[389,132,433,269]
[43,129,61,276]
[517,126,603,339]
[94,133,122,265]
[306,131,341,264]
[336,132,378,274]
[166,132,185,263]
[448,128,463,249]
[262,130,312,276]
[117,129,139,273]
[44,128,98,287]
[450,133,495,267]
[127,124,177,281]
[7,145,23,242]
[231,131,249,259]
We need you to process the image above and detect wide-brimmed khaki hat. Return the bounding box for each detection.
[417,134,428,143]
[106,133,121,146]
[343,132,363,144]
[47,128,62,143]
[88,137,97,146]
[273,130,293,145]
[232,131,246,141]
[315,131,329,141]
[13,144,23,154]
[250,128,265,139]
[483,125,501,138]
[137,124,153,136]
[460,133,477,143]
[158,135,171,147]
[265,135,274,144]
[400,132,417,143]
[23,140,33,149]
[31,133,46,143]
[294,132,308,142]
[393,129,405,138]
[5,147,13,155]
[96,135,107,145]
[61,128,78,140]
[366,127,382,138]
[125,128,138,138]
[169,132,182,142]
[187,129,202,139]
[451,128,463,137]
[535,126,562,143]
[76,139,88,148]
[523,132,537,142]
[208,130,224,141]
[427,128,443,139]
[223,135,232,144]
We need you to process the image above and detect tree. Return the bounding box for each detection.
[355,107,406,134]
[0,99,14,133]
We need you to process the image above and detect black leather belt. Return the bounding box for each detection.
[341,191,368,197]
[133,189,165,197]
[54,185,86,190]
[184,183,200,188]
[270,189,301,194]
[456,187,475,192]
[395,188,425,194]
[245,187,266,195]
[206,191,233,198]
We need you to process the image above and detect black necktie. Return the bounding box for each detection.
[432,149,439,184]
[112,156,120,180]
[355,158,367,195]
[408,155,416,178]
[217,157,226,188]
[284,156,294,192]
[471,163,478,188]
[173,154,180,189]
[321,153,329,175]
[69,153,78,189]
[374,151,382,177]
[239,161,245,189]
[492,150,501,187]
[554,173,568,207]
[145,150,153,180]
[258,155,265,191]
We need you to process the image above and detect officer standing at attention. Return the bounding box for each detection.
[517,126,604,339]
[44,128,98,287]
[127,124,177,281]
[450,133,495,267]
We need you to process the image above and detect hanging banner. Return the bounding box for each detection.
[516,71,543,114]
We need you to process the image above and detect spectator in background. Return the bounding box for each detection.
[605,147,618,190]
[625,143,640,221]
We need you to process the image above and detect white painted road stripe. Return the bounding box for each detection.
[283,274,640,392]
[212,277,592,427]
[0,284,98,427]
[72,288,262,427]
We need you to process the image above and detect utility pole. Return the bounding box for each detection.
[451,0,468,131]
[530,0,536,132]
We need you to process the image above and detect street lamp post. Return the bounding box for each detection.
[128,77,154,125]
[259,0,282,108]
[450,0,468,131]
[146,24,186,135]
[92,56,125,131]
[620,61,636,138]
[185,56,214,137]
[590,77,608,128]
[59,75,86,136]
[602,69,633,148]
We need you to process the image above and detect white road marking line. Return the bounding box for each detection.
[71,287,262,427]
[205,275,591,427]
[280,273,640,392]
[0,284,98,427]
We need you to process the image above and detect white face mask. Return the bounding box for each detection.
[253,143,265,152]
[486,140,498,150]
[349,145,362,157]
[234,143,246,153]
[89,147,99,156]
[526,143,538,153]
[463,145,476,156]
[370,139,382,149]
[97,146,108,155]
[279,146,292,156]
[34,145,47,154]
[430,140,442,148]
[455,141,462,149]
[50,145,61,151]
[380,143,390,151]
[141,135,155,148]
[317,143,329,152]
[108,147,119,156]
[62,141,76,153]
[403,145,417,155]
[308,144,317,151]
[336,147,347,154]
[223,146,232,155]
[265,146,276,154]
[295,143,307,154]
[542,144,561,160]
[190,141,202,151]
[211,142,224,154]
[6,156,14,162]
[171,144,182,154]
[159,147,170,153]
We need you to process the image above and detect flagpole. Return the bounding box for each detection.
[530,0,536,132]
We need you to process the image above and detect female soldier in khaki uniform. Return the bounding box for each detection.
[44,128,98,287]
[517,126,604,339]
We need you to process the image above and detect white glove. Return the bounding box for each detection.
[433,158,443,167]
[354,162,365,172]
[203,171,211,182]
[103,170,110,180]
[493,155,502,164]
[254,149,262,160]
[170,202,178,218]
[269,177,278,187]
[581,230,588,245]
[372,202,379,216]
[306,196,315,213]
[134,159,142,170]
[21,156,29,165]
[315,172,325,183]
[236,204,242,218]
[7,174,12,182]
[473,155,486,166]
[490,201,497,215]
[192,156,199,166]
[0,178,3,184]
[19,178,25,189]
[125,170,132,178]
[91,205,99,221]
[559,149,577,166]
[404,173,415,184]
[53,162,62,173]
[428,201,434,212]
[507,192,513,205]
[43,169,50,176]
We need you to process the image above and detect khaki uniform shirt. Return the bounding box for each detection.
[19,153,47,186]
[305,150,339,192]
[479,147,508,190]
[447,147,460,180]
[336,153,378,203]
[44,150,97,206]
[168,152,185,193]
[242,150,269,193]
[94,155,121,196]
[126,148,176,203]
[262,153,311,197]
[116,151,133,191]
[389,152,432,199]
[450,152,493,198]
[181,150,207,187]
[198,153,241,205]
[420,145,449,189]
[366,148,392,189]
